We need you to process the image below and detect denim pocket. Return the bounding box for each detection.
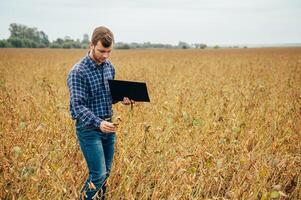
[77,129,102,147]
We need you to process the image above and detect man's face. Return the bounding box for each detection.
[90,41,113,63]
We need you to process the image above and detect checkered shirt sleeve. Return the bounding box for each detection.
[67,68,102,128]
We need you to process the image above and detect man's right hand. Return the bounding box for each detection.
[100,121,116,133]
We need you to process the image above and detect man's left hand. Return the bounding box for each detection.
[122,97,134,105]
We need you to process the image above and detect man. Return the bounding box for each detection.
[67,26,132,200]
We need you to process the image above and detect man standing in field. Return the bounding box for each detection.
[67,26,132,200]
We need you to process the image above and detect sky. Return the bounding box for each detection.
[0,0,300,45]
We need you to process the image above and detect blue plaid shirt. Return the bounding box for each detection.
[67,53,115,129]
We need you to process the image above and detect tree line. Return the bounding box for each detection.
[0,23,90,49]
[0,23,209,49]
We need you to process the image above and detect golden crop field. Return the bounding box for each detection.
[0,48,300,200]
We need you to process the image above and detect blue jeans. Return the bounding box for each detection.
[76,124,116,200]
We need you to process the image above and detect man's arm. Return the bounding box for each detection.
[67,69,102,128]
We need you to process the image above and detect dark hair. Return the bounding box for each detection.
[91,26,114,47]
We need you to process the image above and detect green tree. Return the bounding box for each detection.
[178,41,190,49]
[115,42,130,49]
[82,34,89,44]
[50,38,64,48]
[39,31,50,47]
[0,40,11,48]
[8,23,50,48]
[81,34,90,49]
[7,37,25,48]
[199,43,207,49]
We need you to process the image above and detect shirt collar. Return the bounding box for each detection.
[86,51,108,69]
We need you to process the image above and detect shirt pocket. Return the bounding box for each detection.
[89,78,104,99]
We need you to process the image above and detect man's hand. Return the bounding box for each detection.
[122,97,135,105]
[100,120,116,133]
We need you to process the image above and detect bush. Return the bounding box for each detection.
[0,40,11,48]
[49,43,62,48]
[7,38,25,48]
[115,42,130,49]
[81,43,89,49]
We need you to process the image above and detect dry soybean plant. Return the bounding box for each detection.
[0,48,300,199]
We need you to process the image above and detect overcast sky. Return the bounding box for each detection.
[0,0,300,45]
